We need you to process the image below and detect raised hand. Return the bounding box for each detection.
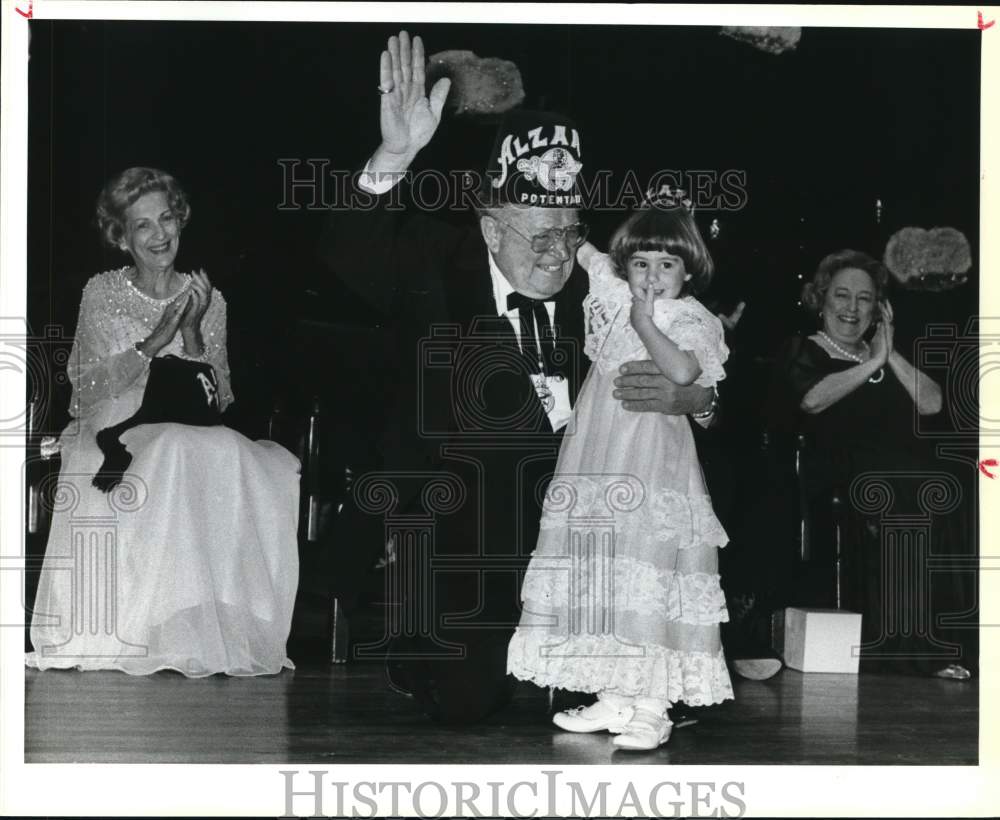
[140,290,191,357]
[718,300,746,332]
[376,31,451,164]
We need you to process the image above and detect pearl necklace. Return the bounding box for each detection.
[818,331,884,384]
[123,266,191,303]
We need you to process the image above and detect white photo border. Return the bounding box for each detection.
[1,2,997,816]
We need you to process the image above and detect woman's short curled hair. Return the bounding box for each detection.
[96,167,191,248]
[609,206,714,296]
[801,249,889,314]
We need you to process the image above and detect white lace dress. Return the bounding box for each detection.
[27,268,300,677]
[507,252,734,706]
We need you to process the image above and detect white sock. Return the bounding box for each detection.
[633,696,671,719]
[597,691,634,710]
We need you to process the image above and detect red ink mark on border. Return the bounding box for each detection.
[979,459,998,478]
[979,11,996,30]
[15,0,33,19]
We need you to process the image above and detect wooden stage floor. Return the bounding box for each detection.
[25,661,978,765]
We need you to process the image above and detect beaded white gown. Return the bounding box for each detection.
[507,251,734,707]
[27,268,300,677]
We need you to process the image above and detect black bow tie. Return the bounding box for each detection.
[506,292,556,374]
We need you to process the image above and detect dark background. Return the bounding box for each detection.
[26,21,980,430]
[24,21,981,628]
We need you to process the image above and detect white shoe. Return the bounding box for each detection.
[934,664,972,681]
[612,708,673,751]
[733,657,783,680]
[552,701,634,734]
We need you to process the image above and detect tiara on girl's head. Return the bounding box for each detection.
[643,184,694,213]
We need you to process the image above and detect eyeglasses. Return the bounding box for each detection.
[493,218,589,254]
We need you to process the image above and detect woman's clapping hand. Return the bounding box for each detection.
[180,269,212,331]
[139,290,191,357]
[870,301,895,366]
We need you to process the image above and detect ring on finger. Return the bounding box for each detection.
[377,84,393,95]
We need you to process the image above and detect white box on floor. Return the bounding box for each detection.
[772,607,863,674]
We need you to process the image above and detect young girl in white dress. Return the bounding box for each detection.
[507,197,734,750]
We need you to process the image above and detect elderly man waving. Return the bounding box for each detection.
[320,30,716,724]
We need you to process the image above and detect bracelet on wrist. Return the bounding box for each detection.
[691,387,719,420]
[133,342,152,362]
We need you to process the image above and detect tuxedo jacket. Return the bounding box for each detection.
[319,180,590,626]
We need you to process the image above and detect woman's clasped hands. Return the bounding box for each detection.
[869,300,894,367]
[137,269,211,358]
[180,269,212,332]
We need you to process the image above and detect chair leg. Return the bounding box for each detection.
[330,596,349,664]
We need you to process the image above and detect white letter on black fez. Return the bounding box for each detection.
[494,135,516,188]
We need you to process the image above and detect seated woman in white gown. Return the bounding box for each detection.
[27,167,301,677]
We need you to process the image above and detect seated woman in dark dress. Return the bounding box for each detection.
[772,249,975,680]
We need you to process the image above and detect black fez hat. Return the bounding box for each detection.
[479,109,584,209]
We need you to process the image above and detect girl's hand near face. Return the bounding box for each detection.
[630,288,654,329]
